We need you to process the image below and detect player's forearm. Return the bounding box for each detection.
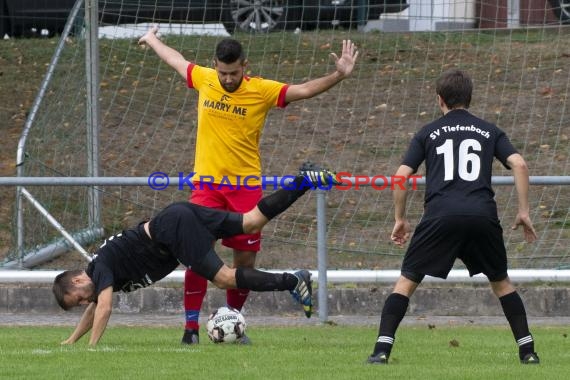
[393,165,413,220]
[286,71,344,102]
[307,70,345,93]
[393,188,408,221]
[512,162,531,214]
[145,34,186,68]
[88,305,113,346]
[65,302,95,343]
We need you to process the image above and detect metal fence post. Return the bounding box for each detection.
[316,190,328,322]
[85,0,101,229]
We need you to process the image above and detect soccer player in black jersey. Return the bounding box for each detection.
[367,69,540,365]
[52,165,338,346]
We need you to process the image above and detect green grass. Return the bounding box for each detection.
[0,325,568,379]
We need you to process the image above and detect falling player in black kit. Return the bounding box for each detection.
[52,164,339,346]
[366,69,540,365]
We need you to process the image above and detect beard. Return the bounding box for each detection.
[86,282,97,303]
[221,77,243,93]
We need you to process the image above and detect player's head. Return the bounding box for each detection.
[52,269,96,310]
[214,38,247,93]
[436,68,472,110]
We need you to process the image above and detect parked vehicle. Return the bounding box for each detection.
[223,0,410,33]
[549,0,570,23]
[0,0,409,37]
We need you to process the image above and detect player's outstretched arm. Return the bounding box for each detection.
[88,287,114,346]
[331,39,359,77]
[61,302,96,345]
[507,153,537,243]
[284,40,358,103]
[138,26,191,79]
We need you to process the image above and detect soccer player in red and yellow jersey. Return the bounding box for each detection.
[139,26,358,344]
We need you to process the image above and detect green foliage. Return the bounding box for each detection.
[0,325,568,379]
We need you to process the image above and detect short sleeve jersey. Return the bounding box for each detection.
[187,64,289,185]
[85,227,179,296]
[402,109,518,218]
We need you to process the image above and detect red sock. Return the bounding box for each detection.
[184,269,207,330]
[227,288,250,311]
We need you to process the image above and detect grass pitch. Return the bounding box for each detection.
[0,325,568,380]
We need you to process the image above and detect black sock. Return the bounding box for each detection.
[257,175,312,220]
[499,291,535,358]
[372,293,409,357]
[235,268,298,291]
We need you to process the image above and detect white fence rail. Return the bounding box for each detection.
[2,269,570,284]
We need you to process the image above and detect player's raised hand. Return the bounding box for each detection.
[512,213,537,243]
[138,25,159,46]
[329,40,358,78]
[391,219,411,247]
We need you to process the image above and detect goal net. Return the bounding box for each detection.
[3,0,569,271]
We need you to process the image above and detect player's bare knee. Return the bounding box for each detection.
[212,266,237,289]
[232,250,256,268]
[490,276,515,297]
[243,225,261,235]
[393,274,419,297]
[242,208,267,234]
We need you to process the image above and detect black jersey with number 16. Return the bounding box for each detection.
[402,109,518,219]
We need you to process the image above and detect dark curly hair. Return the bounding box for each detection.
[215,38,245,64]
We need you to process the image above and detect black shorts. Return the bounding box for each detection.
[401,215,508,282]
[148,202,243,280]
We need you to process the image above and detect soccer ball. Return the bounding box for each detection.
[206,306,246,343]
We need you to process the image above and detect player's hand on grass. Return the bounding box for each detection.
[512,213,537,243]
[391,219,411,247]
[330,40,358,78]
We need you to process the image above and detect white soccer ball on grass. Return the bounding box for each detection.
[206,306,246,343]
